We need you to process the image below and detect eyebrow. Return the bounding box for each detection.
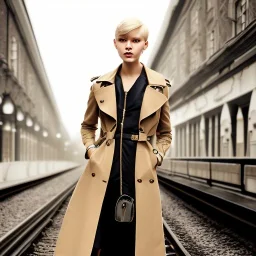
[118,36,142,40]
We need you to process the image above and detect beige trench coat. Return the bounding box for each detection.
[54,64,172,256]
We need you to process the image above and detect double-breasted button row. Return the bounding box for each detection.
[106,139,111,146]
[93,174,154,183]
[137,179,154,183]
[100,100,104,103]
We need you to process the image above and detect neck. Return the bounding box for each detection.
[120,61,143,77]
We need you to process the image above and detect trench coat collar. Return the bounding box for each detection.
[96,63,167,87]
[94,63,168,123]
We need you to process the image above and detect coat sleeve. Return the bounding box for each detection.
[156,86,172,165]
[80,84,99,148]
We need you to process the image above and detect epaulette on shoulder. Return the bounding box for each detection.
[90,75,100,82]
[165,78,171,87]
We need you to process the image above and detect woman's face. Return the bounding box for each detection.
[114,27,148,63]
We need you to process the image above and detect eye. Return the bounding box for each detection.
[118,38,126,42]
[133,39,141,43]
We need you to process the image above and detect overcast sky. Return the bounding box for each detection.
[24,0,170,141]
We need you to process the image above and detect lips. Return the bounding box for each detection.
[124,52,133,57]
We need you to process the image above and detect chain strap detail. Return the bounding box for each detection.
[120,91,128,195]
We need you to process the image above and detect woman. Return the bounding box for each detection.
[54,18,172,256]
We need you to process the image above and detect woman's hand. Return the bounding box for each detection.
[88,147,97,158]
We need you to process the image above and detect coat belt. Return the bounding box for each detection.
[114,132,151,141]
[106,131,150,141]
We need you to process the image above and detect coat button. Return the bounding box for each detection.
[149,179,154,183]
[137,179,142,183]
[100,100,104,103]
[153,149,158,154]
[92,173,95,177]
[139,128,143,132]
[106,139,111,146]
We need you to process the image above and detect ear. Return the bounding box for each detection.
[144,41,148,50]
[113,39,117,49]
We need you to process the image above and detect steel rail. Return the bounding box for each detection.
[158,175,256,229]
[163,218,191,256]
[0,182,76,256]
[0,166,78,200]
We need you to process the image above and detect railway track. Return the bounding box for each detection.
[158,174,256,255]
[158,174,256,231]
[1,170,254,255]
[164,219,191,256]
[0,183,76,256]
[0,167,77,200]
[1,181,189,255]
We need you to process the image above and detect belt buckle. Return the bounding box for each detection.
[131,134,139,141]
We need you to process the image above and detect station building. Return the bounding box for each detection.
[0,0,73,162]
[148,0,256,158]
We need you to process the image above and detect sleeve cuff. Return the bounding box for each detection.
[156,152,163,166]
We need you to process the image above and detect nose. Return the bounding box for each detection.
[125,40,132,50]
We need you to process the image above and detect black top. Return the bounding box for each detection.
[109,64,149,191]
[115,64,148,135]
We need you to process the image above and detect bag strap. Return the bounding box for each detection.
[119,91,128,195]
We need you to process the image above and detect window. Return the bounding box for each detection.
[10,36,18,77]
[207,30,215,58]
[235,0,247,34]
[210,30,215,55]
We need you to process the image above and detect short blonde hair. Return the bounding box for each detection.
[115,17,149,41]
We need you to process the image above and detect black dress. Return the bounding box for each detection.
[93,65,148,256]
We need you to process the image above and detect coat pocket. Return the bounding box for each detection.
[146,141,158,169]
[89,140,104,161]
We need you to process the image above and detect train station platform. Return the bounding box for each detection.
[158,171,256,227]
[0,161,79,190]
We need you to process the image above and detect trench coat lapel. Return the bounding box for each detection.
[94,85,117,121]
[139,66,168,123]
[94,67,119,121]
[94,64,168,122]
[139,86,168,122]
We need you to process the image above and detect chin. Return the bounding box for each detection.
[122,58,139,63]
